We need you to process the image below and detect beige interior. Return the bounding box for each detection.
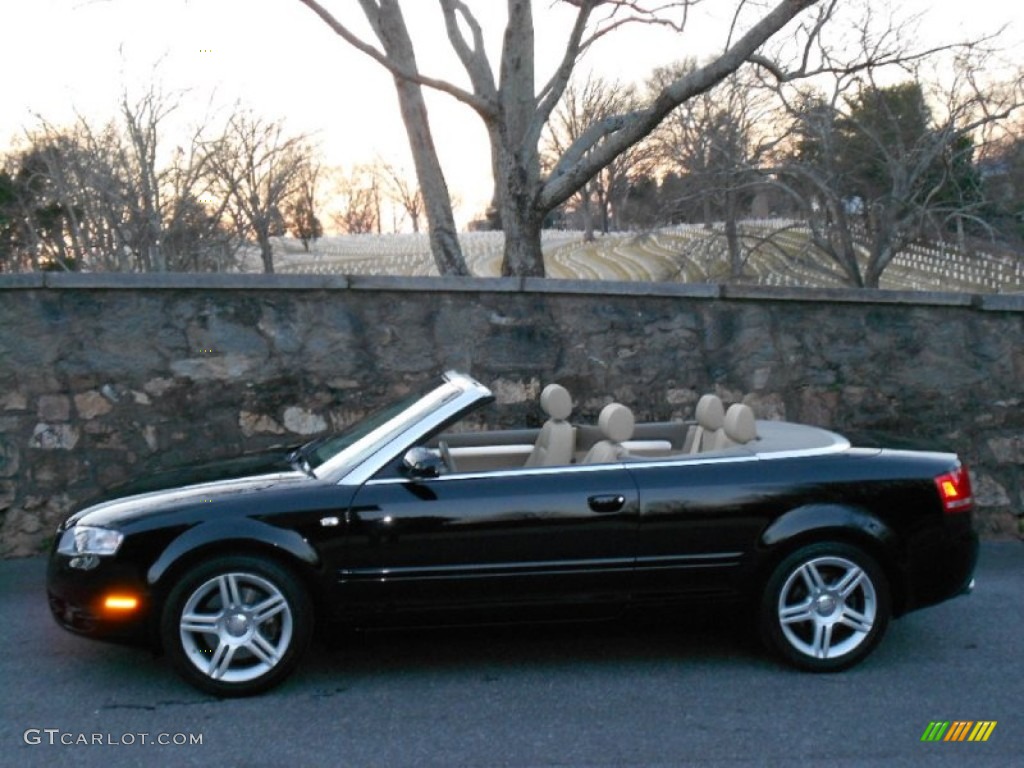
[581,403,635,464]
[724,403,758,445]
[431,389,774,473]
[689,394,726,453]
[524,384,576,468]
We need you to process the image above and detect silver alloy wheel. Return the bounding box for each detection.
[776,555,877,661]
[178,571,294,683]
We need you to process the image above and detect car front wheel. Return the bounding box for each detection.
[160,555,312,696]
[760,542,890,672]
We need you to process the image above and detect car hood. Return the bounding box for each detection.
[66,447,309,528]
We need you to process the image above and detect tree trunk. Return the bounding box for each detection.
[831,198,864,287]
[597,185,610,234]
[580,184,594,242]
[864,244,889,288]
[393,80,467,274]
[496,140,546,277]
[370,3,469,276]
[497,0,545,276]
[500,204,545,277]
[725,216,742,279]
[257,230,274,273]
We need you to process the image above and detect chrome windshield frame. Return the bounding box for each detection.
[324,371,493,486]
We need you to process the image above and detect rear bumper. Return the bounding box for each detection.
[899,523,979,615]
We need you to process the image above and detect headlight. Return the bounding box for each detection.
[57,525,124,556]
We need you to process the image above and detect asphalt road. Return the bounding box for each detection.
[1,543,1021,768]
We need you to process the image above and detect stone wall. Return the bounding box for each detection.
[1,273,1022,556]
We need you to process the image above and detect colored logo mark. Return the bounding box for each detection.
[921,721,997,742]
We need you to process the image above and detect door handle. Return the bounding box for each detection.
[588,494,626,513]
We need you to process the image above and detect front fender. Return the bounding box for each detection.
[146,518,320,586]
[760,503,896,551]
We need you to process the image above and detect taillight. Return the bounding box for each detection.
[935,465,973,514]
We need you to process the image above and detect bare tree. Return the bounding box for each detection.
[329,165,381,235]
[375,159,424,233]
[295,0,831,276]
[160,130,240,272]
[4,84,240,273]
[979,116,1024,251]
[651,65,777,278]
[286,159,323,251]
[771,42,1023,287]
[544,75,653,241]
[206,111,314,273]
[10,119,124,270]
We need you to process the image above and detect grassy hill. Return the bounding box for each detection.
[259,220,1024,293]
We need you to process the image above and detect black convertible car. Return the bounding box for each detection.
[48,371,978,696]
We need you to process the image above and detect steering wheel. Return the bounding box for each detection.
[437,440,456,473]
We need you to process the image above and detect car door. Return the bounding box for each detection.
[337,464,640,622]
[626,455,772,603]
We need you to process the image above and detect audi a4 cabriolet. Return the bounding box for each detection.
[48,371,978,696]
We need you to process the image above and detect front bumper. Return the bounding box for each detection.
[46,553,154,646]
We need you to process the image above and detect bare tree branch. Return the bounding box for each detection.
[295,0,493,116]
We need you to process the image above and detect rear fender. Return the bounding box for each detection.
[760,503,896,551]
[756,503,910,614]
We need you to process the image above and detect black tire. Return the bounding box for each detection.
[759,542,890,672]
[160,555,312,697]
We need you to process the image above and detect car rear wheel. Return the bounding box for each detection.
[760,542,890,672]
[160,555,312,696]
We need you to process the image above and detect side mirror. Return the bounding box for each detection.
[402,446,443,479]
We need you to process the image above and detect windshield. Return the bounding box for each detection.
[305,379,463,478]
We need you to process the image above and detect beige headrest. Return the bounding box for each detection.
[695,394,724,430]
[598,403,634,443]
[540,383,572,421]
[724,403,757,444]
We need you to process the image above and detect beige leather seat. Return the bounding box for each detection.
[582,403,634,464]
[525,384,575,467]
[689,394,726,453]
[723,403,757,445]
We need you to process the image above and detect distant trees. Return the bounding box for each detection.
[0,89,243,273]
[205,111,316,273]
[285,157,323,252]
[649,65,772,278]
[543,75,652,241]
[772,50,1023,286]
[376,160,424,233]
[981,125,1024,249]
[0,93,321,274]
[329,165,381,235]
[0,169,19,266]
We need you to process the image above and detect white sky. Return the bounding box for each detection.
[1,0,1021,224]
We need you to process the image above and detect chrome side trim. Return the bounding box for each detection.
[754,440,851,460]
[635,553,743,567]
[339,552,743,583]
[364,461,638,485]
[359,441,855,485]
[339,556,637,582]
[616,454,760,472]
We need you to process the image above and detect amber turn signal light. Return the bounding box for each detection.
[103,595,140,611]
